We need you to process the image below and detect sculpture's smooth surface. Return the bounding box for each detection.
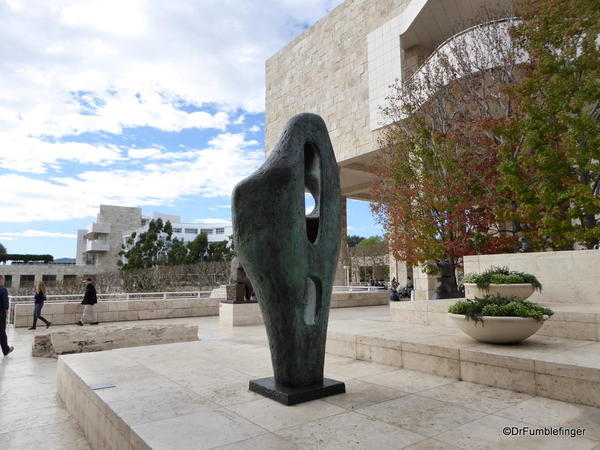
[232,113,341,389]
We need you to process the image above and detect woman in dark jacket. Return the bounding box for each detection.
[29,281,51,330]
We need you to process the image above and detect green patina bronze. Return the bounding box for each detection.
[232,113,341,388]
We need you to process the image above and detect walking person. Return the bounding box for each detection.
[29,280,51,330]
[77,277,98,326]
[0,275,14,356]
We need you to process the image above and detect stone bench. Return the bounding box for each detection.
[32,323,199,358]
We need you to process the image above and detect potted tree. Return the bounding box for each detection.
[461,266,542,301]
[448,295,553,344]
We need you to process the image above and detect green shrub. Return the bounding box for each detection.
[461,266,542,292]
[448,294,553,323]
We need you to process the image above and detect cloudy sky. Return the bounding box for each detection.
[0,0,381,258]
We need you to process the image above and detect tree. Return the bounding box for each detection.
[497,0,600,249]
[186,233,209,264]
[347,235,365,248]
[206,240,233,262]
[371,14,520,291]
[118,218,175,270]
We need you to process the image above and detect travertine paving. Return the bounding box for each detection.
[3,306,600,449]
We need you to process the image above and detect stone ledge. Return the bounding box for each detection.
[390,300,600,341]
[33,323,199,357]
[326,321,600,407]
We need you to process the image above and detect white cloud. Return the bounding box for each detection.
[207,205,231,211]
[0,0,343,146]
[0,0,345,225]
[0,134,123,173]
[0,133,262,222]
[0,230,77,238]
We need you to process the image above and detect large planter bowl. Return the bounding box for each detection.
[463,283,535,300]
[448,313,543,344]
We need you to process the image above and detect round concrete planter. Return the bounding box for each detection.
[463,283,535,300]
[448,313,544,344]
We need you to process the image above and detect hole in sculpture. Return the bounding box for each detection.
[303,277,322,326]
[304,142,321,244]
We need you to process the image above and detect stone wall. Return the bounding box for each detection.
[13,297,219,328]
[265,0,410,162]
[0,265,96,289]
[464,250,600,304]
[330,290,389,308]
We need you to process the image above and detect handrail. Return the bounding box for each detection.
[9,290,213,303]
[332,286,386,292]
[406,17,519,85]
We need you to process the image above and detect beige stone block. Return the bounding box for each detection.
[538,320,598,341]
[108,301,129,312]
[535,373,600,408]
[14,315,29,327]
[138,309,158,320]
[356,335,402,350]
[97,311,118,323]
[194,306,218,317]
[460,360,536,394]
[402,351,460,379]
[117,310,139,321]
[402,341,459,359]
[326,338,356,358]
[64,303,83,314]
[93,302,109,312]
[356,344,402,368]
[42,303,65,314]
[459,348,534,371]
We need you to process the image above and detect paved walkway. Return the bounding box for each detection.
[2,306,600,449]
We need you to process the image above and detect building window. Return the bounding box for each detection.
[63,275,77,285]
[172,227,182,233]
[184,228,198,234]
[216,228,225,234]
[42,275,57,287]
[20,275,35,288]
[2,275,12,288]
[200,228,214,235]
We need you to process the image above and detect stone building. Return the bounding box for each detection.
[265,0,512,287]
[77,205,232,271]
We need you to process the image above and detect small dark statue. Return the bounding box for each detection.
[226,257,254,302]
[232,113,345,405]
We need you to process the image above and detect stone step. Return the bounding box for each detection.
[390,300,600,341]
[326,319,600,408]
[32,323,199,357]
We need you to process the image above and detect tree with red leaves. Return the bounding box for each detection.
[371,15,520,294]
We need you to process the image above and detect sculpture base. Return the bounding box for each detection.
[249,376,345,406]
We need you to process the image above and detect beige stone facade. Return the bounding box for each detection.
[266,0,411,201]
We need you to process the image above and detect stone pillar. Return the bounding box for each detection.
[334,196,349,286]
[414,264,438,300]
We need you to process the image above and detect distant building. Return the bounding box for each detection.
[77,205,232,271]
[1,205,231,289]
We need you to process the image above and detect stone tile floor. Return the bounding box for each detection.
[3,306,600,449]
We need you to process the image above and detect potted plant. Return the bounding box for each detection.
[461,266,542,300]
[448,295,553,344]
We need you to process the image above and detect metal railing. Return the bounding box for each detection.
[332,285,386,293]
[9,290,213,304]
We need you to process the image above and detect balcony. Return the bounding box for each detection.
[86,222,111,238]
[86,240,110,252]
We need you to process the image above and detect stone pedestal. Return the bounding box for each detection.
[249,376,345,406]
[219,301,264,327]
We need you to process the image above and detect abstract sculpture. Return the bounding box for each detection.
[232,113,345,405]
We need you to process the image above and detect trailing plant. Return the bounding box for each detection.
[462,266,542,292]
[448,294,553,323]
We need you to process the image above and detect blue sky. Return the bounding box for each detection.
[0,0,382,258]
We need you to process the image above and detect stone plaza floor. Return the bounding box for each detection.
[2,306,600,449]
